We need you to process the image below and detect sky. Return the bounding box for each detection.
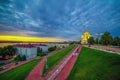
[0,0,120,42]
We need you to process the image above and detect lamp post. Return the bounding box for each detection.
[96,33,103,45]
[46,54,48,70]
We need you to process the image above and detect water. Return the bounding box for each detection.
[0,43,69,48]
[0,43,16,48]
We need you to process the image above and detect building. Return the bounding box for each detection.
[14,43,48,59]
[32,44,48,52]
[81,30,92,44]
[46,42,69,48]
[14,44,37,59]
[57,43,69,48]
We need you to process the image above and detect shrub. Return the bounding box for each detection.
[22,55,26,61]
[48,46,56,52]
[14,54,26,61]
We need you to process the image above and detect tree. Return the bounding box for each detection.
[69,41,76,45]
[0,48,2,55]
[87,37,95,45]
[100,32,113,45]
[0,46,17,60]
[22,55,26,61]
[14,54,26,61]
[6,46,17,56]
[0,48,3,59]
[48,46,56,52]
[37,47,42,56]
[1,46,17,56]
[69,41,80,45]
[95,38,99,44]
[14,55,19,61]
[0,47,6,59]
[112,37,120,46]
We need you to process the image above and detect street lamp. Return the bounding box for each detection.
[46,54,48,70]
[96,33,103,45]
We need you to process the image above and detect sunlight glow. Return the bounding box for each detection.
[0,35,64,42]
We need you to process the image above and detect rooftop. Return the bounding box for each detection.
[14,43,47,48]
[14,44,35,48]
[32,43,47,46]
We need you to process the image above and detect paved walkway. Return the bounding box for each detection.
[0,58,36,74]
[25,57,46,80]
[53,45,82,80]
[25,46,78,80]
[42,46,78,80]
[90,45,120,54]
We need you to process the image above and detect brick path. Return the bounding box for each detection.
[25,57,46,80]
[90,45,120,54]
[25,47,74,80]
[42,46,78,80]
[53,45,82,80]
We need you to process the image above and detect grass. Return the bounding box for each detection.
[43,44,76,74]
[68,46,120,80]
[0,59,41,80]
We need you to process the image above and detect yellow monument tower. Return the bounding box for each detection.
[81,29,92,44]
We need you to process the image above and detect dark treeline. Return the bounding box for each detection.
[88,32,120,46]
[0,46,17,60]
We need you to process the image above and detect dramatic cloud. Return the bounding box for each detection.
[0,0,120,40]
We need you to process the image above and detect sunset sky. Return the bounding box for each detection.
[0,35,64,42]
[0,0,120,42]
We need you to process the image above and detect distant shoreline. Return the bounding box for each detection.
[0,42,70,48]
[0,41,69,43]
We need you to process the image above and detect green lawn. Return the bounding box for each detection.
[68,46,120,80]
[0,59,41,80]
[43,44,76,74]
